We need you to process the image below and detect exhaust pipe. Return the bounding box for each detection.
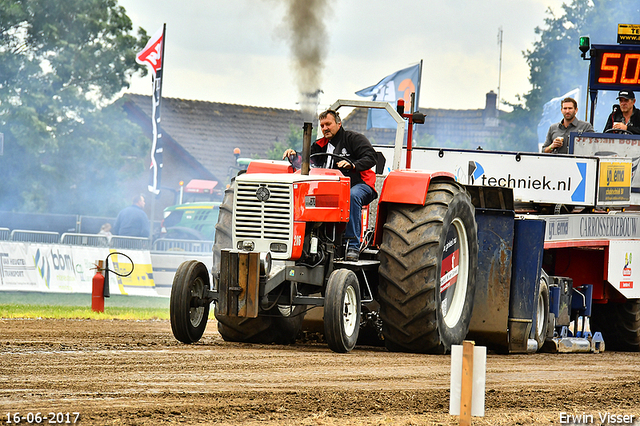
[301,122,312,175]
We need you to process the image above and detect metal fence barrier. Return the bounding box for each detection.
[153,238,213,253]
[3,230,212,253]
[10,230,60,244]
[109,236,151,250]
[60,233,109,248]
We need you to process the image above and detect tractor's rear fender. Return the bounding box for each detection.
[374,170,455,246]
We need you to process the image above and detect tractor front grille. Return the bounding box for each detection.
[234,181,292,241]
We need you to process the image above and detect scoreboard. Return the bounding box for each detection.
[590,44,640,91]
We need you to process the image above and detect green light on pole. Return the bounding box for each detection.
[579,36,590,59]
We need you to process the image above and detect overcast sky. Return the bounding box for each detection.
[118,0,566,112]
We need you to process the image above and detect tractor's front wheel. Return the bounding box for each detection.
[324,269,361,353]
[170,260,211,344]
[377,180,478,353]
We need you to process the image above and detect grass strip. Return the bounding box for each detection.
[0,304,169,320]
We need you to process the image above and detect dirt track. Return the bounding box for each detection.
[1,318,639,425]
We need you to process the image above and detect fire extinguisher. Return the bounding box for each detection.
[92,260,105,312]
[91,252,134,313]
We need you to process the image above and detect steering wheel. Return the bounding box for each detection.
[285,152,301,170]
[604,128,632,135]
[310,152,356,169]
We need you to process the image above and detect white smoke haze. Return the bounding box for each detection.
[280,0,332,121]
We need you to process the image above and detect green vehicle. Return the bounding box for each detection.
[160,158,254,241]
[161,180,222,241]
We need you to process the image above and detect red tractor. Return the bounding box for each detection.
[171,32,640,354]
[170,100,479,353]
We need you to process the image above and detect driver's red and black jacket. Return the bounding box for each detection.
[309,126,378,194]
[604,106,640,135]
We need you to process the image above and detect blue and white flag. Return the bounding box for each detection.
[356,63,421,129]
[537,88,580,151]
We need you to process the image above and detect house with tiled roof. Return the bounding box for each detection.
[123,94,305,181]
[344,91,511,149]
[121,91,512,216]
[121,94,306,215]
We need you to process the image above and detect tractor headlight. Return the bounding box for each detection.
[260,252,272,276]
[270,242,287,253]
[237,240,255,251]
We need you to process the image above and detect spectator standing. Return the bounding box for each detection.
[113,194,150,237]
[542,97,594,154]
[98,223,113,240]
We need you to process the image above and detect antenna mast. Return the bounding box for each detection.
[497,26,503,111]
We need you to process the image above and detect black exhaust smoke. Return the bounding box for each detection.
[280,0,329,119]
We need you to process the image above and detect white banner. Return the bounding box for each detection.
[0,242,159,296]
[0,243,41,291]
[540,213,640,242]
[377,147,599,206]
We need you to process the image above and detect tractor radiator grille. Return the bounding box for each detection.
[235,182,292,240]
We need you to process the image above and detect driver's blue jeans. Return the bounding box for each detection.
[345,183,376,251]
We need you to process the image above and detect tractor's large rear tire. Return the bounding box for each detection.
[213,179,304,344]
[170,260,211,344]
[377,180,478,354]
[590,299,640,352]
[211,181,235,290]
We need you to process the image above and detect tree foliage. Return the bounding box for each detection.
[0,0,149,215]
[265,123,317,160]
[507,0,640,150]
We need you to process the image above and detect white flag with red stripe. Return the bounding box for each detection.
[136,25,166,195]
[136,26,164,77]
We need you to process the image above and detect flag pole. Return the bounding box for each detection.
[416,59,423,111]
[149,24,166,241]
[412,59,423,146]
[157,23,166,110]
[497,27,503,111]
[136,24,166,241]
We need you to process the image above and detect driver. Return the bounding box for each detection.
[283,109,377,261]
[603,90,640,135]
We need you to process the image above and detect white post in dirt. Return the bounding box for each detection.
[449,340,487,424]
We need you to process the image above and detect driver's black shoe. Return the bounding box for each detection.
[346,248,359,261]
